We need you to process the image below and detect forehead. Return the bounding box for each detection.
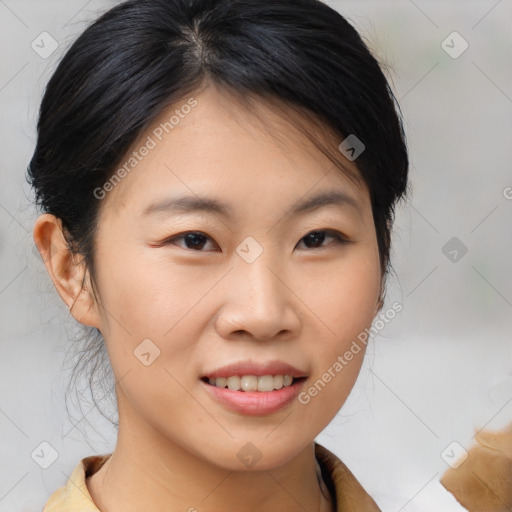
[97,85,369,223]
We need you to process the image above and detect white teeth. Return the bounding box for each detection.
[207,374,297,392]
[241,375,258,391]
[227,376,241,390]
[273,375,284,389]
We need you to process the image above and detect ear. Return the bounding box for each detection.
[374,298,383,316]
[375,281,385,315]
[374,298,384,317]
[33,213,100,328]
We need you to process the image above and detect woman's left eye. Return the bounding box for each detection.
[296,229,348,250]
[162,229,348,252]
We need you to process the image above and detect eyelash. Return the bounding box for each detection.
[161,229,349,252]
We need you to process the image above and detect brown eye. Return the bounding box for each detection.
[164,231,218,251]
[297,229,348,250]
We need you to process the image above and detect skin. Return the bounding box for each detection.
[33,83,383,512]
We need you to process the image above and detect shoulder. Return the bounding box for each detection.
[315,442,382,511]
[42,453,112,512]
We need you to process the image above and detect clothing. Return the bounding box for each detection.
[440,421,512,512]
[42,442,381,511]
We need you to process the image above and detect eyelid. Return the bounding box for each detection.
[315,228,350,241]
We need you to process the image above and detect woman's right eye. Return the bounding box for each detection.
[163,231,219,251]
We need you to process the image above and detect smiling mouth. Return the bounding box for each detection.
[200,375,307,392]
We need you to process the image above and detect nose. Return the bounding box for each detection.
[214,250,301,342]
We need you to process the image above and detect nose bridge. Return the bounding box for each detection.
[218,236,298,340]
[235,238,285,311]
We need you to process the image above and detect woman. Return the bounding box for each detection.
[29,0,409,510]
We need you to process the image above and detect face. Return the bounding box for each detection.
[78,85,382,469]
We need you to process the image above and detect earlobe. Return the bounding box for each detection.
[33,213,100,328]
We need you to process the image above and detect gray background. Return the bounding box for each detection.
[1,1,511,510]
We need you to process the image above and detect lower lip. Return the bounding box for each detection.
[200,378,307,416]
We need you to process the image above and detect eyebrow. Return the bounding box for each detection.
[142,190,362,220]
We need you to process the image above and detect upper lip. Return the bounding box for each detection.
[201,360,308,379]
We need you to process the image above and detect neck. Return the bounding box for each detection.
[86,393,333,512]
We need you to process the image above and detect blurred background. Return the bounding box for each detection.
[1,1,511,510]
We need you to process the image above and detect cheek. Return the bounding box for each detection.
[296,246,381,340]
[90,238,381,461]
[92,249,220,403]
[94,246,219,342]
[293,247,380,414]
